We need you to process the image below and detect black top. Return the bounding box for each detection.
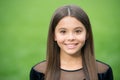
[30,60,113,80]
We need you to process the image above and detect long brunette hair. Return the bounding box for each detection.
[45,5,98,80]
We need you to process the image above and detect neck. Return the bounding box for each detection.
[60,52,82,70]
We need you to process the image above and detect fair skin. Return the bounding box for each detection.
[54,16,87,70]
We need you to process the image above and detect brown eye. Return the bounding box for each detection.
[75,30,81,34]
[60,30,66,34]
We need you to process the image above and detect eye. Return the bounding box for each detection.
[60,30,66,34]
[75,30,82,34]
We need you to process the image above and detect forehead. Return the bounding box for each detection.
[56,16,85,29]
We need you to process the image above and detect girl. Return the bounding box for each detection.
[30,5,113,80]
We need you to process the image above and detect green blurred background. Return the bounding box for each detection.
[0,0,120,80]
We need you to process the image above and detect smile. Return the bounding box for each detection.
[64,43,78,49]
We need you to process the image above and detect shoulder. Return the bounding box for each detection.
[96,60,113,80]
[30,61,47,80]
[33,60,47,74]
[96,60,112,73]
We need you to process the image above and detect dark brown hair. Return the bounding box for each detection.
[45,5,98,80]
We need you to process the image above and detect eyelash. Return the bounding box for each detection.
[60,30,66,34]
[75,30,82,33]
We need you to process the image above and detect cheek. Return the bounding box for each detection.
[77,34,86,42]
[54,34,64,43]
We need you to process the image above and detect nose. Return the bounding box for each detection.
[67,33,75,41]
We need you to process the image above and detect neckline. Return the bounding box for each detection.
[60,68,83,72]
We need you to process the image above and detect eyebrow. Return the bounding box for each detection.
[74,26,83,29]
[58,28,66,31]
[58,26,84,31]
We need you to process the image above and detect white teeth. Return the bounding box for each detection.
[65,43,77,49]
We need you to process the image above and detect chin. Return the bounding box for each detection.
[65,51,80,55]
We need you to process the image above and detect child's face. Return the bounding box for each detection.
[54,16,87,55]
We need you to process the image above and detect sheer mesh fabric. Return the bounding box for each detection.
[33,60,110,80]
[60,68,85,80]
[96,61,109,73]
[33,61,47,74]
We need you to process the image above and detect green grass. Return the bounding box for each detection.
[0,0,120,80]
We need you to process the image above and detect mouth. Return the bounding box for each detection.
[64,43,78,49]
